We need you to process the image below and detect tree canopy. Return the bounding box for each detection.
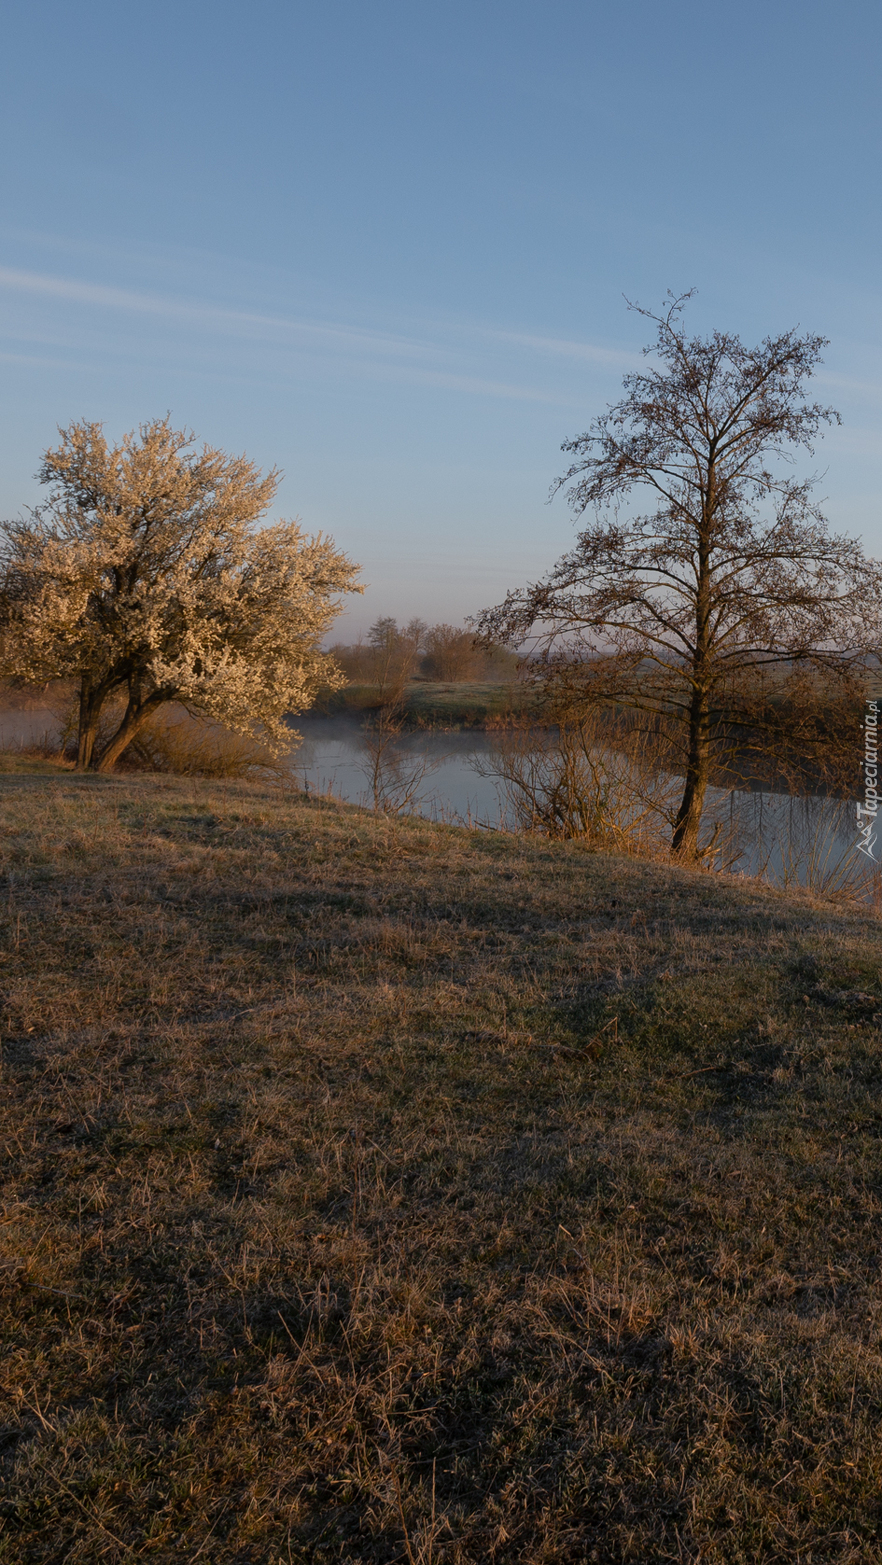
[477,294,882,856]
[0,418,361,770]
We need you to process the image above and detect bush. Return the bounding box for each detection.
[121,708,287,778]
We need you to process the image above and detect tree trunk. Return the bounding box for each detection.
[672,485,715,861]
[76,680,106,770]
[93,693,165,773]
[671,686,710,858]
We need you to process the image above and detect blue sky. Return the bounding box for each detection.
[1,0,881,637]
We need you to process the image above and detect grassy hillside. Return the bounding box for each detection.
[2,768,882,1561]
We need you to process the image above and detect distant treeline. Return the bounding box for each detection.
[328,617,519,690]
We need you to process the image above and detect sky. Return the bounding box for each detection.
[1,0,881,638]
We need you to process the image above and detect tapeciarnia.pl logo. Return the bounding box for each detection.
[857,698,880,860]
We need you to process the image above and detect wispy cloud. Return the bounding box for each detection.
[476,323,638,368]
[0,348,95,371]
[347,363,569,404]
[0,265,431,359]
[0,264,622,404]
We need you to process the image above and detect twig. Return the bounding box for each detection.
[679,1062,730,1079]
[189,1499,232,1561]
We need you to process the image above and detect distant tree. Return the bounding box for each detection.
[326,638,373,684]
[481,641,521,680]
[476,294,882,857]
[366,616,426,703]
[329,622,521,690]
[0,418,361,771]
[422,623,484,681]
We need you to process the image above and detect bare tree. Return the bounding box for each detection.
[476,294,882,857]
[422,623,483,682]
[329,623,519,689]
[367,616,427,706]
[0,418,361,770]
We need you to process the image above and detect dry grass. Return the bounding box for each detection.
[2,765,882,1561]
[121,708,285,780]
[38,698,284,780]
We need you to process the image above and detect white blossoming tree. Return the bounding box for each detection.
[0,418,362,770]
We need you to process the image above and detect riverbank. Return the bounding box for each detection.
[3,769,882,1560]
[318,677,535,727]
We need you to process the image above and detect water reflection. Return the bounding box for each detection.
[291,717,497,824]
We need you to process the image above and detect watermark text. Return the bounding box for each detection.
[857,698,880,859]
